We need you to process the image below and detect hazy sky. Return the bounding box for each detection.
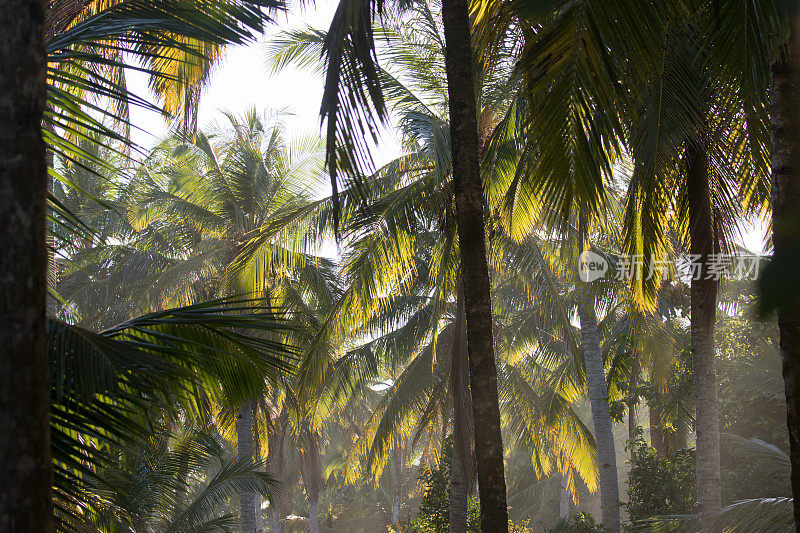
[125,0,767,253]
[128,0,400,158]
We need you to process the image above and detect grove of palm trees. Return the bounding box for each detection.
[1,0,800,532]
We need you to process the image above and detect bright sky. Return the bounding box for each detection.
[125,0,768,254]
[128,0,400,160]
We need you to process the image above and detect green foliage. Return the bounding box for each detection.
[387,440,479,533]
[625,429,696,523]
[400,441,480,533]
[548,512,610,533]
[716,298,791,503]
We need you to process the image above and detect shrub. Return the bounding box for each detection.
[625,429,696,522]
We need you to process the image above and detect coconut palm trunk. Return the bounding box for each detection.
[271,507,281,533]
[391,444,404,524]
[686,138,721,532]
[300,427,321,533]
[649,403,667,459]
[440,0,508,530]
[771,5,800,526]
[0,2,52,531]
[309,495,320,533]
[627,359,640,444]
[577,299,621,532]
[238,401,257,533]
[559,470,571,519]
[268,411,288,533]
[253,402,263,533]
[449,285,475,533]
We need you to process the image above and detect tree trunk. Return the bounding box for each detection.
[267,411,287,533]
[577,300,621,532]
[391,443,404,524]
[559,470,571,520]
[253,402,263,533]
[686,138,721,532]
[649,404,667,460]
[440,1,508,531]
[449,284,475,533]
[0,1,52,532]
[300,427,321,533]
[771,5,800,527]
[309,496,319,533]
[627,359,639,444]
[238,401,257,533]
[271,507,281,533]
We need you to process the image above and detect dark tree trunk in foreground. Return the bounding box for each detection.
[238,401,257,533]
[449,286,474,533]
[441,0,509,530]
[686,138,721,532]
[771,6,800,527]
[577,300,620,532]
[0,1,52,531]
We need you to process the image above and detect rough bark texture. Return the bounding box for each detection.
[771,7,800,527]
[0,1,52,531]
[440,0,509,530]
[238,401,257,533]
[686,139,721,532]
[578,301,621,532]
[449,287,474,533]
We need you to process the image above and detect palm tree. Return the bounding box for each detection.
[475,3,772,529]
[52,109,332,532]
[0,2,52,532]
[438,1,509,526]
[48,297,295,532]
[123,114,328,533]
[317,0,510,525]
[90,420,276,533]
[766,0,800,525]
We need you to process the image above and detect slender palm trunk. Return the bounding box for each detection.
[268,411,287,533]
[300,427,321,533]
[0,2,52,531]
[441,1,508,530]
[559,470,571,519]
[253,403,263,533]
[391,444,404,524]
[577,299,620,532]
[686,138,721,531]
[771,5,800,527]
[309,496,319,533]
[649,404,667,459]
[627,359,639,444]
[238,401,257,533]
[449,286,474,533]
[271,508,281,533]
